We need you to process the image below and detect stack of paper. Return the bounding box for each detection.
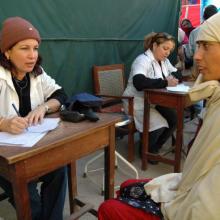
[0,118,60,148]
[166,83,190,93]
[27,118,60,133]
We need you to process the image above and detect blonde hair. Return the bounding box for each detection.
[143,32,175,51]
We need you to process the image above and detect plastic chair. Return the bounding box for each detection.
[83,64,138,194]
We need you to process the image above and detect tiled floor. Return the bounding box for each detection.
[0,118,197,220]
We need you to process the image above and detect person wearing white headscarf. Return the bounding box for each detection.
[98,12,220,220]
[161,12,220,220]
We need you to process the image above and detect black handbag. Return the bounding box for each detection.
[60,93,102,122]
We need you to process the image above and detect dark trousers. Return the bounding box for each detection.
[0,166,67,220]
[148,106,177,153]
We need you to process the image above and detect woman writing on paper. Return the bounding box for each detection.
[123,32,180,160]
[0,17,67,220]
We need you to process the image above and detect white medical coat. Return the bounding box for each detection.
[123,49,177,132]
[0,66,61,117]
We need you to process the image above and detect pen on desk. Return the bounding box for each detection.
[12,103,28,131]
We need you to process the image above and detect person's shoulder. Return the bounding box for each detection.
[0,66,10,80]
[132,53,146,63]
[0,65,7,73]
[138,50,154,61]
[190,26,200,37]
[134,53,146,60]
[194,26,200,32]
[133,52,151,67]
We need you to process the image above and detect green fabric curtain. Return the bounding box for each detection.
[0,0,181,96]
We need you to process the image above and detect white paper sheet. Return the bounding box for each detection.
[0,118,60,147]
[0,132,47,147]
[166,83,190,93]
[27,118,60,133]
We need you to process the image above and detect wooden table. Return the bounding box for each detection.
[0,113,120,220]
[142,88,192,172]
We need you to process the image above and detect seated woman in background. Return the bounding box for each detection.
[0,17,67,220]
[98,12,220,220]
[123,32,179,159]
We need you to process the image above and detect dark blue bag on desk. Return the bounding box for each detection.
[60,93,102,122]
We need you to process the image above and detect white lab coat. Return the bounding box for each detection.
[123,49,177,132]
[0,66,61,117]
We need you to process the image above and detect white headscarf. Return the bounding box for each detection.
[197,12,220,42]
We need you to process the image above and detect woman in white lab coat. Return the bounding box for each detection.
[123,32,180,157]
[0,17,67,220]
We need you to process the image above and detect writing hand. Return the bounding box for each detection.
[0,116,28,134]
[166,76,179,87]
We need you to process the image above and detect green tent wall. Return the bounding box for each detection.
[0,0,181,96]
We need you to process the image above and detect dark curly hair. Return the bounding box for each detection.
[0,52,43,76]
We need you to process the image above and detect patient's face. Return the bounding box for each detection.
[194,41,220,81]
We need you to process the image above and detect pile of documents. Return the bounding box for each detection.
[166,83,190,93]
[0,118,60,147]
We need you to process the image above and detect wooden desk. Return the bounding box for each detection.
[0,113,120,220]
[142,88,192,172]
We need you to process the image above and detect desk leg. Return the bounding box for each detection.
[11,162,31,220]
[104,125,115,200]
[68,161,77,214]
[127,122,135,162]
[174,102,184,172]
[142,93,150,170]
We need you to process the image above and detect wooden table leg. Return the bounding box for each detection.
[68,161,77,214]
[142,93,150,170]
[174,101,184,172]
[104,125,115,200]
[11,162,31,220]
[127,122,135,162]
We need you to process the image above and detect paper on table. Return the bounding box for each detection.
[0,118,60,147]
[166,83,190,93]
[28,118,60,133]
[0,132,47,147]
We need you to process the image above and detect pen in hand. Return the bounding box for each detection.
[12,103,28,131]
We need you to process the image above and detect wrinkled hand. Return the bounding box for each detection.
[25,105,46,125]
[0,116,28,134]
[166,76,179,87]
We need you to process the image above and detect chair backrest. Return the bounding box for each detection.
[93,64,125,96]
[92,64,135,162]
